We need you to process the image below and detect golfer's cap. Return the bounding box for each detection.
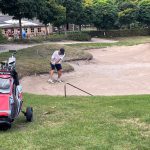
[60,48,65,55]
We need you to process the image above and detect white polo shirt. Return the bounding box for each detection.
[51,51,65,64]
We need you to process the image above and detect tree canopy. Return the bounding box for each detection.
[118,1,138,28]
[93,0,118,30]
[0,0,38,38]
[0,0,149,34]
[138,0,150,27]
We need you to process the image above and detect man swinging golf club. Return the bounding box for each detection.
[48,48,65,83]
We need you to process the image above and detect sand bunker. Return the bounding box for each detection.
[21,43,150,96]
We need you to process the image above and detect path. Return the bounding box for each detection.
[21,43,150,96]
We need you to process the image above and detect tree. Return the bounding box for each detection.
[37,0,66,35]
[92,0,118,30]
[83,0,94,7]
[52,5,66,33]
[83,0,94,24]
[58,0,84,30]
[74,0,94,31]
[118,1,138,28]
[82,5,94,26]
[73,0,86,31]
[0,0,38,39]
[115,0,141,5]
[138,0,150,27]
[37,0,55,35]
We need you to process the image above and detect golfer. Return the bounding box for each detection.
[48,48,65,83]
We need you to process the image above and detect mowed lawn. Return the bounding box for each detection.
[0,94,149,150]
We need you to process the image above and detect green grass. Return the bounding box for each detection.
[68,36,150,50]
[0,95,149,150]
[0,44,92,78]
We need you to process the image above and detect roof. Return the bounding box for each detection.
[0,15,45,28]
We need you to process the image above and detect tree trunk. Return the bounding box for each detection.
[79,25,82,31]
[66,23,69,31]
[148,26,150,35]
[19,18,22,40]
[127,24,130,29]
[64,25,67,36]
[58,27,61,34]
[45,25,48,36]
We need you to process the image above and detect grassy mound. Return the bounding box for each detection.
[0,44,92,78]
[0,95,149,149]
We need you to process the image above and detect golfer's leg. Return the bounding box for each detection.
[58,69,62,79]
[48,63,55,82]
[48,69,54,83]
[50,69,54,79]
[57,64,62,79]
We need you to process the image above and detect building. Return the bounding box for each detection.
[0,14,53,39]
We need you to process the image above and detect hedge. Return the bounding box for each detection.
[84,28,150,38]
[66,32,91,41]
[0,29,6,43]
[30,32,91,42]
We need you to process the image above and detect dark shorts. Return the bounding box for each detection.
[50,63,62,71]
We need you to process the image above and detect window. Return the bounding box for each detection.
[24,28,28,33]
[0,78,10,94]
[31,28,34,33]
[38,28,41,32]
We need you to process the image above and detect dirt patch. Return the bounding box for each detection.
[21,43,150,96]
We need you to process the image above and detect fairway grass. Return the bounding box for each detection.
[0,95,149,150]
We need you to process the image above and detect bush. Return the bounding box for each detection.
[3,32,91,43]
[66,32,91,41]
[46,34,66,41]
[84,28,150,38]
[10,34,66,43]
[0,29,7,43]
[30,32,91,42]
[12,38,43,44]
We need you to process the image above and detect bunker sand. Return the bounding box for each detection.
[22,43,150,96]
